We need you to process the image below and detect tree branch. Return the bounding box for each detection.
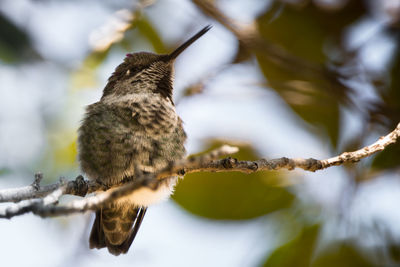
[0,145,238,218]
[0,174,102,203]
[0,123,399,219]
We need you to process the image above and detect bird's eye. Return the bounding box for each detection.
[126,53,133,58]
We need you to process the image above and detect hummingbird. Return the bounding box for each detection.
[77,25,211,255]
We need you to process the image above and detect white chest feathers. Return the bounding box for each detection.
[114,177,178,207]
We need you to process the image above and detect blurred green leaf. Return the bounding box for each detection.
[312,242,375,267]
[368,45,400,169]
[39,128,78,181]
[371,142,400,170]
[368,43,400,129]
[53,139,78,170]
[0,168,10,176]
[259,1,366,61]
[173,142,294,220]
[71,49,111,90]
[388,242,400,264]
[387,40,400,118]
[136,16,166,54]
[0,13,40,63]
[262,224,320,267]
[83,50,111,70]
[254,1,366,147]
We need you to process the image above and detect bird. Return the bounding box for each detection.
[77,25,211,255]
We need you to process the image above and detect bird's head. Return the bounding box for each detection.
[101,25,211,102]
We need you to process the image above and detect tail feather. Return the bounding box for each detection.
[89,205,147,256]
[89,211,106,249]
[110,208,147,255]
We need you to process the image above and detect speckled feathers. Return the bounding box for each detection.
[77,25,211,256]
[77,53,186,256]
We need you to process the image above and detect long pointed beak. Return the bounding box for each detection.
[168,25,211,60]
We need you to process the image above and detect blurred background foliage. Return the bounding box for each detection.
[0,0,400,266]
[173,141,295,220]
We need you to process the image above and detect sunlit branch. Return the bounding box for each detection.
[0,145,238,218]
[0,123,399,219]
